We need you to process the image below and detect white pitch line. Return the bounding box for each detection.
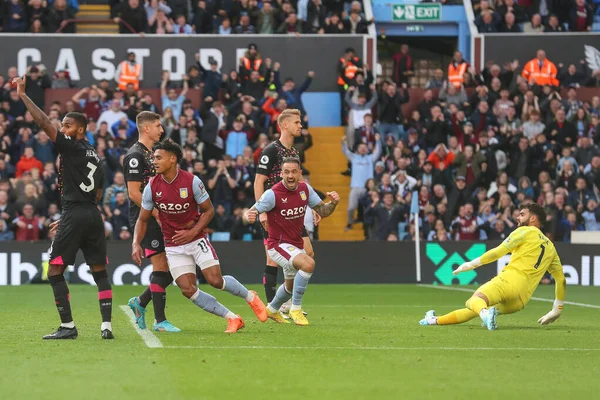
[225,304,465,308]
[417,284,600,309]
[161,345,600,352]
[119,305,163,348]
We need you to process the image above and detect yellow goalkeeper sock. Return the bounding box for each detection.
[466,296,488,315]
[437,308,479,325]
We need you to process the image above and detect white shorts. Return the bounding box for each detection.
[267,243,306,279]
[165,237,219,280]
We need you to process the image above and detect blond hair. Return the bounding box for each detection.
[277,108,301,128]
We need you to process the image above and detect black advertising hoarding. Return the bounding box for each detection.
[0,241,417,286]
[482,33,600,71]
[0,34,365,91]
[1,240,599,286]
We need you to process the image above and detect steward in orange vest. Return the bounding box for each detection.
[448,51,469,89]
[116,52,142,90]
[239,43,266,82]
[521,50,559,87]
[338,47,363,90]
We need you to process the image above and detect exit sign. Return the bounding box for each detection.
[392,4,442,22]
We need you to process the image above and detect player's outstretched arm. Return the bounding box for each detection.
[132,208,151,266]
[312,191,340,218]
[453,244,510,275]
[12,76,58,141]
[538,256,566,325]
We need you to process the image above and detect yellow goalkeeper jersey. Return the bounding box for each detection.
[498,225,563,301]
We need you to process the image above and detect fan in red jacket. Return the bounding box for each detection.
[15,147,44,178]
[14,203,42,241]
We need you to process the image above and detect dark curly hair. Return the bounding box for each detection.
[519,202,546,226]
[153,138,183,162]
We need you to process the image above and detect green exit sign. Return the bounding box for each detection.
[392,4,442,22]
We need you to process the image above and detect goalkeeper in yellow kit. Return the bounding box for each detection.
[420,203,566,330]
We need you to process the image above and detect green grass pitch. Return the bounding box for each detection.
[2,284,599,400]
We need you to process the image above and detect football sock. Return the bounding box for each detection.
[190,289,236,319]
[263,265,278,302]
[437,308,479,325]
[150,271,172,323]
[138,286,152,308]
[49,274,73,326]
[466,296,488,316]
[221,275,251,301]
[291,270,312,310]
[92,270,112,323]
[267,285,292,313]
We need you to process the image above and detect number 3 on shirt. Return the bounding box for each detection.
[533,244,546,269]
[79,162,98,193]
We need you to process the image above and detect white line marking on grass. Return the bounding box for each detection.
[417,285,600,309]
[227,304,463,308]
[119,305,163,348]
[161,345,600,352]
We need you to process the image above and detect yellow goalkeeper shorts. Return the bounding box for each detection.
[476,276,526,315]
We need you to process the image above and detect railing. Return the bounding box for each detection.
[363,0,378,78]
[56,18,136,34]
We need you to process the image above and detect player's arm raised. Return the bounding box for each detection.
[305,183,339,218]
[538,254,566,325]
[132,184,155,265]
[13,76,58,141]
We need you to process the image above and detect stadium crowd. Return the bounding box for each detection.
[340,46,600,242]
[473,0,600,33]
[0,0,374,34]
[0,40,322,241]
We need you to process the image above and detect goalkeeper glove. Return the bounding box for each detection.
[453,258,481,276]
[538,300,564,325]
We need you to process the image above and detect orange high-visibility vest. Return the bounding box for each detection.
[337,58,359,86]
[521,58,559,87]
[242,57,263,79]
[117,62,141,90]
[448,62,468,88]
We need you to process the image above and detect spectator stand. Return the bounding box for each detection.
[471,0,600,33]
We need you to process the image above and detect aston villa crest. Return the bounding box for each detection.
[180,188,188,199]
[300,191,307,201]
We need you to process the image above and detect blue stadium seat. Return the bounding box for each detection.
[211,232,231,242]
[593,22,600,32]
[243,233,253,241]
